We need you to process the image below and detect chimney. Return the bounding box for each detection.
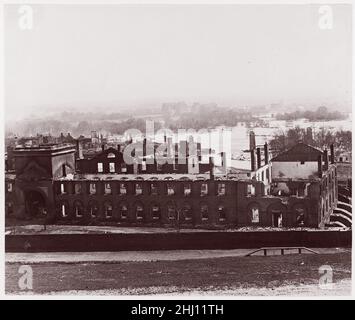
[175,142,179,163]
[324,149,329,170]
[143,138,147,158]
[264,142,269,165]
[209,148,214,180]
[251,149,256,172]
[101,144,105,151]
[318,154,323,178]
[221,152,227,174]
[330,144,335,164]
[249,131,256,151]
[62,164,66,177]
[76,139,83,159]
[117,144,121,152]
[256,147,261,169]
[197,142,202,162]
[306,127,313,144]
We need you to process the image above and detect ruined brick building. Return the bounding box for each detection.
[5,137,348,229]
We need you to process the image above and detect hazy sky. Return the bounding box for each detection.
[5,4,352,120]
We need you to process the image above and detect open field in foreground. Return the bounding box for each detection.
[6,251,351,296]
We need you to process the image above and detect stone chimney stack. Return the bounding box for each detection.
[62,164,67,177]
[76,139,83,159]
[306,127,313,144]
[221,152,227,174]
[143,138,147,158]
[197,142,202,162]
[209,148,214,180]
[175,142,179,163]
[249,131,256,151]
[251,149,256,172]
[324,149,329,171]
[330,144,335,164]
[264,142,269,165]
[256,147,261,169]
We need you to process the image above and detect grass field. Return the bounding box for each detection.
[6,252,351,296]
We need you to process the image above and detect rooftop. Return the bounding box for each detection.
[271,143,323,162]
[14,143,76,152]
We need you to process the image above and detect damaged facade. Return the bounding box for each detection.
[5,138,339,229]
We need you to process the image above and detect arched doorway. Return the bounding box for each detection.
[267,203,286,228]
[25,190,46,217]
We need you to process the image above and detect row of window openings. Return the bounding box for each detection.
[97,162,124,173]
[10,197,258,224]
[96,162,181,173]
[61,204,227,221]
[249,208,305,226]
[60,183,226,196]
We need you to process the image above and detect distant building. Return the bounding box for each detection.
[336,151,352,188]
[58,132,76,144]
[270,143,338,227]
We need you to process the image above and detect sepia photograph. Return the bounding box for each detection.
[2,0,353,303]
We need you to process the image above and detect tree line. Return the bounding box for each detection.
[269,127,351,155]
[275,106,347,121]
